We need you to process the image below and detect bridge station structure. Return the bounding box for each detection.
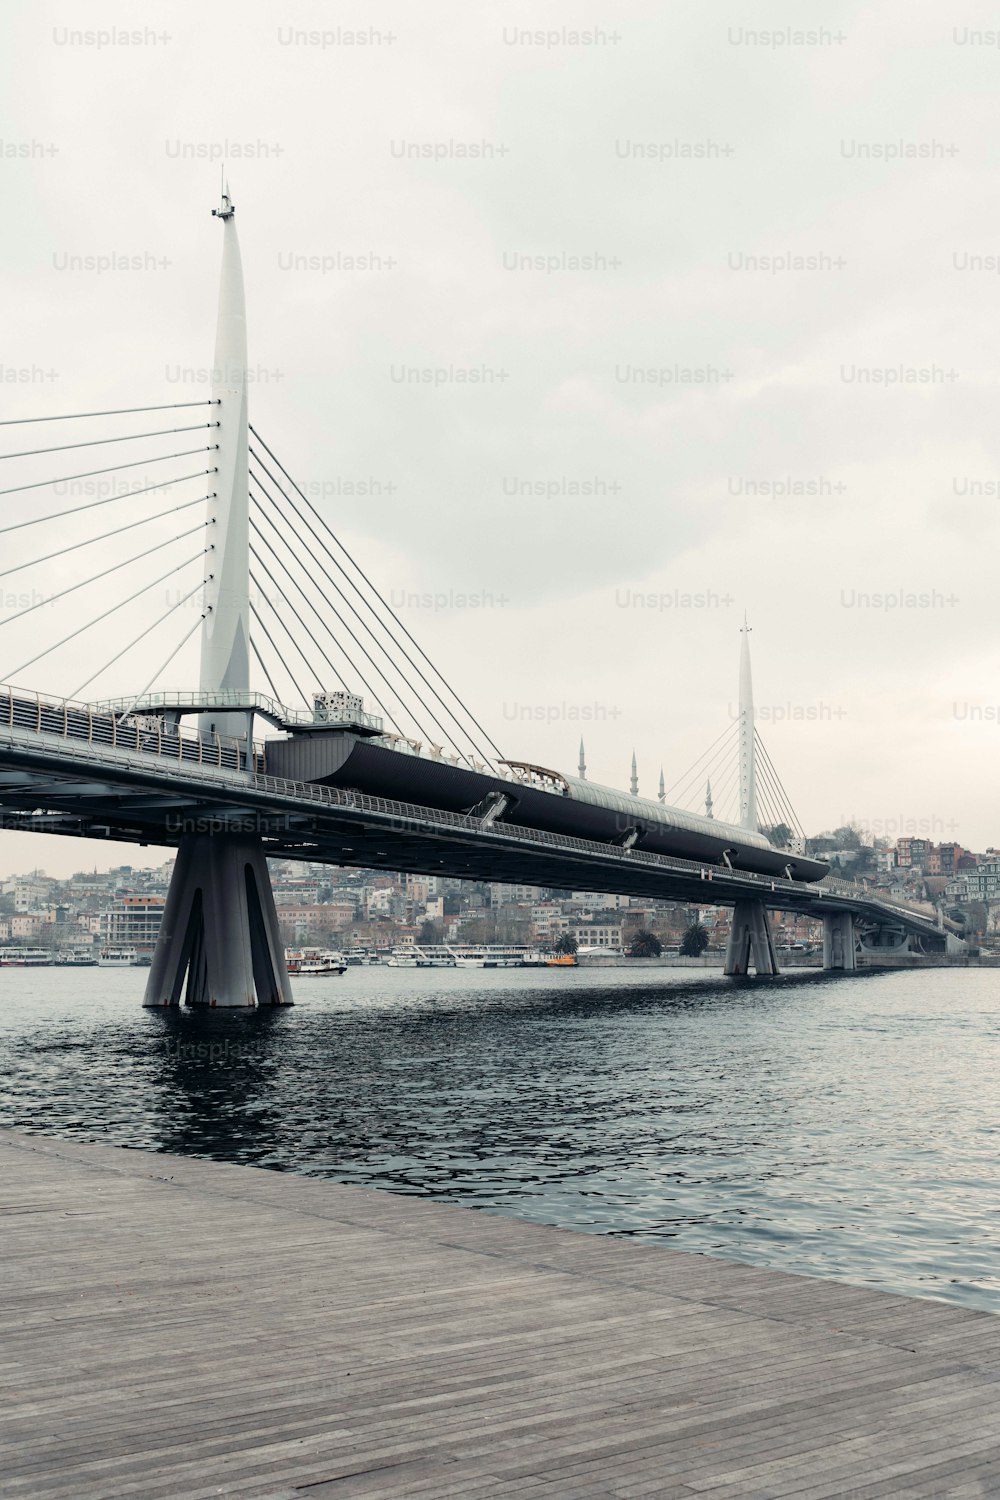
[0,194,963,1003]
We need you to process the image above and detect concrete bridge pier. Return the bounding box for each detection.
[724,899,779,976]
[822,910,857,971]
[143,835,293,1008]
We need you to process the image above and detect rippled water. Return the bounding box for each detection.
[1,965,998,1311]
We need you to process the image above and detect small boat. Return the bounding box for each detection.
[545,954,578,967]
[295,950,347,976]
[98,947,139,968]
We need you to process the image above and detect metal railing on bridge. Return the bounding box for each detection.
[0,683,265,774]
[94,688,384,735]
[0,681,947,935]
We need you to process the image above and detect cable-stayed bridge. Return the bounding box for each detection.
[0,193,963,1004]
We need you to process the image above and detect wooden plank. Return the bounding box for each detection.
[2,1127,999,1500]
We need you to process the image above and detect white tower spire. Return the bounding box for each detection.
[200,185,250,742]
[578,737,587,779]
[705,777,714,818]
[630,750,638,797]
[738,617,757,831]
[658,767,665,802]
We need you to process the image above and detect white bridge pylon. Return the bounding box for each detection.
[737,617,757,833]
[144,191,290,1009]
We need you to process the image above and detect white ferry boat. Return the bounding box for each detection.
[0,948,52,967]
[386,946,456,968]
[53,950,99,967]
[287,948,347,975]
[386,949,419,968]
[447,945,526,969]
[98,948,139,968]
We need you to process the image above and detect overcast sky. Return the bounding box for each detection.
[2,0,999,878]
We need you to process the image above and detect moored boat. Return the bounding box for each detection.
[288,947,347,975]
[0,947,52,967]
[98,947,139,968]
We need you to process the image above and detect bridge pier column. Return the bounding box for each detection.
[822,910,856,971]
[143,835,293,1008]
[724,900,779,977]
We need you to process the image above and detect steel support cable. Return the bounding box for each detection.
[0,523,209,630]
[250,492,460,751]
[670,732,741,812]
[250,486,470,762]
[247,522,359,702]
[0,422,220,463]
[136,614,206,700]
[712,753,740,807]
[755,732,805,838]
[3,547,209,683]
[0,496,205,583]
[0,471,217,528]
[761,790,790,845]
[754,773,783,837]
[664,723,741,810]
[250,534,348,693]
[249,635,282,701]
[0,447,219,501]
[249,430,504,765]
[248,524,406,737]
[247,554,347,712]
[250,449,499,770]
[0,400,219,428]
[250,467,487,770]
[710,759,741,822]
[753,743,789,828]
[753,745,800,843]
[759,739,804,836]
[248,596,310,707]
[250,464,469,758]
[759,765,804,843]
[71,578,207,698]
[662,719,740,803]
[674,754,737,818]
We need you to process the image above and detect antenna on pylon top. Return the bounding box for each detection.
[212,177,235,220]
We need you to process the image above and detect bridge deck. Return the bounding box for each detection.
[3,1129,999,1499]
[0,693,948,937]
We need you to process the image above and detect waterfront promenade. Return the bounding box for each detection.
[2,1129,999,1499]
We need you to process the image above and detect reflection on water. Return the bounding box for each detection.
[1,965,998,1312]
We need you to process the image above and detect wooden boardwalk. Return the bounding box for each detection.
[2,1129,999,1499]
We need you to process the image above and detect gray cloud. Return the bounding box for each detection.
[0,0,997,873]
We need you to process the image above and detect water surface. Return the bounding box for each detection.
[1,965,997,1311]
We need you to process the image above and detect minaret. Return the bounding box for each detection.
[199,185,250,743]
[578,738,587,779]
[630,751,638,796]
[705,777,714,818]
[658,767,665,803]
[738,617,757,831]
